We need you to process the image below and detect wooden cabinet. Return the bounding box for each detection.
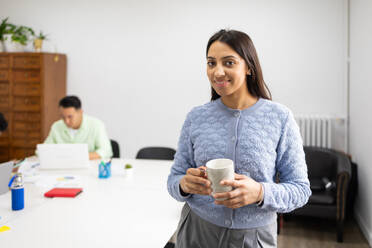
[0,53,66,162]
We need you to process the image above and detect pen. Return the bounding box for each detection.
[31,163,40,168]
[13,159,26,168]
[99,161,106,168]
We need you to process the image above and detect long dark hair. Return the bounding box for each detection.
[206,29,272,101]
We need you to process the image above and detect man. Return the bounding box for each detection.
[44,96,113,159]
[0,113,7,134]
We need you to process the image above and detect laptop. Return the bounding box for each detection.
[37,144,90,170]
[0,161,13,194]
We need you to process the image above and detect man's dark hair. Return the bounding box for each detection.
[59,95,82,109]
[0,113,8,132]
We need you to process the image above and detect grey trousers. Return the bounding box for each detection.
[176,204,277,248]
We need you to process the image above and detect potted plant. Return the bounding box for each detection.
[33,31,47,52]
[3,24,34,52]
[0,17,13,52]
[124,163,134,178]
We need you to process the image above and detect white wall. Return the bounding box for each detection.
[0,0,348,158]
[350,0,372,246]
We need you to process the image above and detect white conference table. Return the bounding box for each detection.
[0,158,184,248]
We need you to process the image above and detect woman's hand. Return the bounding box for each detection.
[213,174,263,209]
[180,166,212,195]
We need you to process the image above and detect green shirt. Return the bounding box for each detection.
[44,114,113,159]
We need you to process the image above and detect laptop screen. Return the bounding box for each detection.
[0,161,13,194]
[37,144,90,169]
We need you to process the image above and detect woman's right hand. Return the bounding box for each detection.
[180,166,212,195]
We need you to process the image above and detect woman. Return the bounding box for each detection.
[167,29,311,248]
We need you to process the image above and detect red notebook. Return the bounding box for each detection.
[44,188,83,198]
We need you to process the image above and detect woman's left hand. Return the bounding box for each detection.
[213,173,263,209]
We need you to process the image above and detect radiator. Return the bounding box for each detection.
[294,116,346,151]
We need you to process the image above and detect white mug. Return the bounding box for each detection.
[206,158,234,200]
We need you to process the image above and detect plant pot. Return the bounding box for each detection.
[3,34,26,52]
[123,167,134,178]
[0,41,3,52]
[33,39,43,52]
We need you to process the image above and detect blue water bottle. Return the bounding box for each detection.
[8,173,24,211]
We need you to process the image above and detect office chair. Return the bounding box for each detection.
[136,147,176,160]
[110,139,120,158]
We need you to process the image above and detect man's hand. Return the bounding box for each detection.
[89,152,101,160]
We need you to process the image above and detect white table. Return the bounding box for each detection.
[0,159,183,248]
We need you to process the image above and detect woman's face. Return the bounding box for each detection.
[207,41,250,98]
